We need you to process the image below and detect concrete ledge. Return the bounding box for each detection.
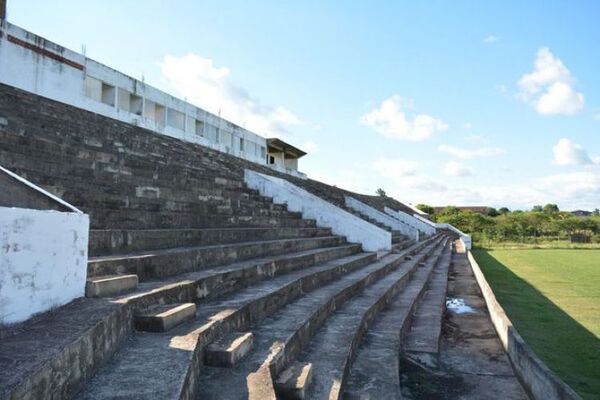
[85,274,138,297]
[135,303,196,332]
[205,332,254,367]
[467,251,581,400]
[384,206,436,236]
[244,170,391,252]
[345,196,418,240]
[414,215,472,250]
[275,362,313,400]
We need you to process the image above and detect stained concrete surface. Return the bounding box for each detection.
[401,243,529,399]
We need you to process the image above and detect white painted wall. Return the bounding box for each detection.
[0,21,309,174]
[413,214,472,250]
[245,170,391,252]
[345,196,418,241]
[384,207,436,236]
[0,207,89,325]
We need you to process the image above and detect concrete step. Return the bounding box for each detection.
[75,250,379,400]
[403,242,452,367]
[135,303,197,332]
[194,237,441,400]
[275,362,313,400]
[87,235,348,280]
[392,234,404,244]
[89,226,332,256]
[0,245,362,400]
[205,332,254,367]
[87,207,317,229]
[343,240,451,400]
[289,239,445,400]
[85,274,139,298]
[392,238,414,253]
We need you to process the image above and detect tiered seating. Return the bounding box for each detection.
[0,83,451,400]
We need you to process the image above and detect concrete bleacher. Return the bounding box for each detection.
[0,82,456,400]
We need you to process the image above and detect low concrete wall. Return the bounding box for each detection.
[467,252,581,400]
[345,196,418,240]
[414,214,471,249]
[0,207,89,325]
[245,170,391,252]
[384,206,436,236]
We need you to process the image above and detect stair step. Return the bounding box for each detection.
[135,303,197,332]
[275,362,313,400]
[89,226,332,256]
[87,235,347,280]
[195,237,441,399]
[343,240,451,399]
[85,274,138,297]
[0,245,362,400]
[403,243,451,365]
[74,250,378,399]
[292,239,446,399]
[205,332,254,367]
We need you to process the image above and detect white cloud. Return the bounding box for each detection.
[372,157,419,178]
[552,138,595,166]
[443,161,474,177]
[483,35,500,44]
[301,140,319,153]
[517,47,584,115]
[360,95,447,141]
[463,122,473,129]
[438,144,504,159]
[159,53,302,137]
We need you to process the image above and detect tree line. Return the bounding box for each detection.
[415,204,600,244]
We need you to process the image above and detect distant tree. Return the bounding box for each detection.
[486,207,500,217]
[593,208,600,216]
[498,207,510,215]
[439,206,460,216]
[532,205,543,212]
[415,204,434,214]
[375,188,387,198]
[543,203,560,214]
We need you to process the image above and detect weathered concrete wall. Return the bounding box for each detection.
[414,214,471,249]
[345,196,418,240]
[245,170,391,252]
[0,207,89,324]
[383,206,436,236]
[467,252,582,400]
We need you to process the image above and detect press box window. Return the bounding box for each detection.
[84,76,115,107]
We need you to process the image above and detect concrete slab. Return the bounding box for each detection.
[205,332,254,367]
[85,274,138,297]
[275,362,313,400]
[135,303,196,332]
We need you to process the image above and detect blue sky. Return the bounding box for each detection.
[8,1,600,210]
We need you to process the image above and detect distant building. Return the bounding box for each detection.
[571,210,592,217]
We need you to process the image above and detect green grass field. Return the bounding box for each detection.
[472,249,600,399]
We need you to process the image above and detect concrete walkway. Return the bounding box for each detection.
[400,242,529,399]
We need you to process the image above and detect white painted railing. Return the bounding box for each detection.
[345,196,418,241]
[413,214,472,250]
[245,170,391,252]
[384,207,436,236]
